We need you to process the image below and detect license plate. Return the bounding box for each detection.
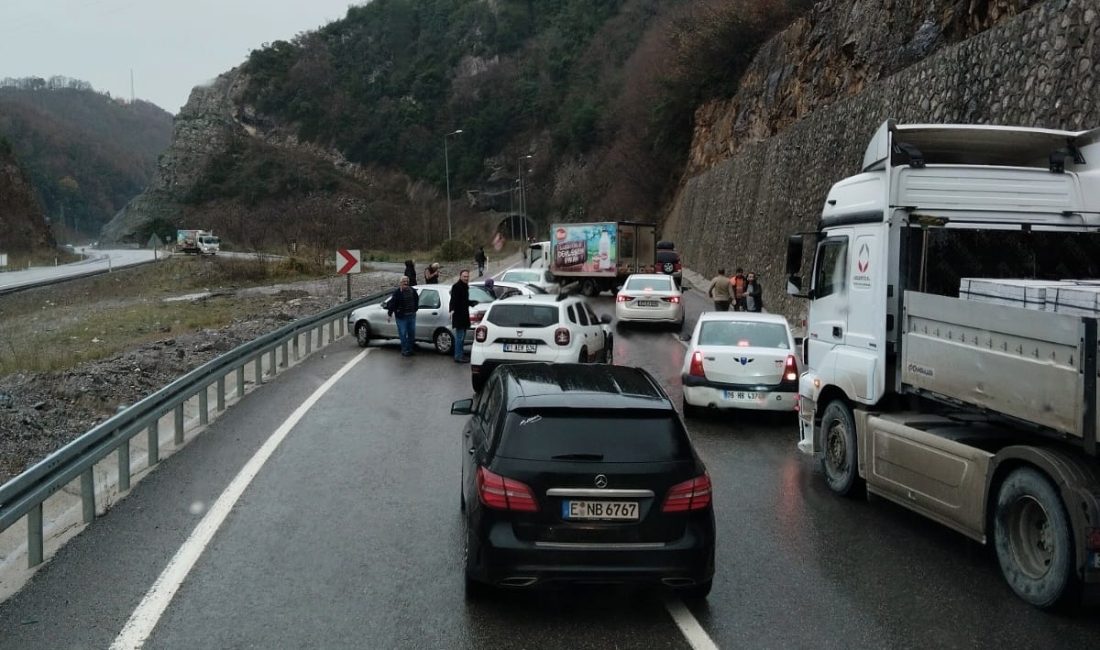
[562,500,639,521]
[503,343,537,353]
[724,390,759,401]
[636,300,659,307]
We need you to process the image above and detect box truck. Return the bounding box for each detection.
[548,221,656,296]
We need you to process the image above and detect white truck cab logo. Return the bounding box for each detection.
[852,242,872,289]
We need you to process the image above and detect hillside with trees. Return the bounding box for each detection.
[0,77,173,241]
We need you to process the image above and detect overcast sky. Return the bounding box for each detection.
[0,0,363,114]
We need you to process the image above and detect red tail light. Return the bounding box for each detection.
[616,294,632,303]
[689,350,705,377]
[784,355,798,382]
[470,311,484,325]
[475,326,487,342]
[662,296,680,303]
[554,327,571,346]
[674,261,682,271]
[662,473,712,512]
[476,467,538,512]
[1087,527,1100,551]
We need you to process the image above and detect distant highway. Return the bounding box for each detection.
[0,248,159,295]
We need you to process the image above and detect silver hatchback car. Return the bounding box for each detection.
[348,284,496,354]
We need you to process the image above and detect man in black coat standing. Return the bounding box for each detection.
[450,269,471,363]
[387,276,419,357]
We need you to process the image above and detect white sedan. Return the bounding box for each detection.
[680,312,800,416]
[497,268,558,293]
[614,274,684,328]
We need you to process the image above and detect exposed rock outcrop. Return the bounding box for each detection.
[0,144,54,253]
[666,0,1099,321]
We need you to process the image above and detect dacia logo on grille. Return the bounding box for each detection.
[516,330,524,337]
[737,357,754,365]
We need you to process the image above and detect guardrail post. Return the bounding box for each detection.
[175,404,184,445]
[339,318,345,337]
[255,356,264,385]
[237,365,245,398]
[217,375,226,411]
[328,321,335,345]
[293,335,300,362]
[269,349,277,376]
[199,387,209,425]
[28,503,43,567]
[81,469,95,524]
[305,329,313,356]
[148,421,159,466]
[118,439,131,492]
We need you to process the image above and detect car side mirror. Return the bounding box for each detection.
[785,235,803,275]
[451,398,473,415]
[600,314,612,325]
[679,333,691,342]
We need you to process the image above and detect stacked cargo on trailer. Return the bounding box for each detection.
[786,120,1100,609]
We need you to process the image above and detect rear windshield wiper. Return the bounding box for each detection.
[550,453,605,461]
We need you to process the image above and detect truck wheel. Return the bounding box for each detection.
[993,467,1076,609]
[433,328,454,355]
[355,322,371,348]
[820,400,863,497]
[581,280,599,297]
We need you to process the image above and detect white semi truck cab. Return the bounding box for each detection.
[786,120,1100,609]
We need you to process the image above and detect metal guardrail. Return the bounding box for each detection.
[0,289,389,567]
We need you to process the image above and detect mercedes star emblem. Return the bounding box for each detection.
[594,474,608,488]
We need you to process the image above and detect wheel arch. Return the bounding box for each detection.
[986,445,1100,582]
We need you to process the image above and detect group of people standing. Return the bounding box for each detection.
[707,267,764,312]
[388,259,472,362]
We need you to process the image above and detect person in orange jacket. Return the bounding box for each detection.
[729,268,747,311]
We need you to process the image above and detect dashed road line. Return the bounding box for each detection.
[664,596,720,650]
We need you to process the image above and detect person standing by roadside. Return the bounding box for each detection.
[449,269,472,363]
[387,276,419,357]
[404,260,418,287]
[730,268,747,311]
[424,262,441,284]
[708,268,731,311]
[474,247,488,277]
[745,272,764,312]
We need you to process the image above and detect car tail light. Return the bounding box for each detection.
[470,311,484,325]
[674,261,682,272]
[475,326,487,343]
[662,473,712,512]
[476,467,538,512]
[662,296,680,303]
[616,294,632,303]
[554,327,570,346]
[784,355,798,382]
[689,351,705,377]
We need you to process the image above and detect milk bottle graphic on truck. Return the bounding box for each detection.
[598,231,612,270]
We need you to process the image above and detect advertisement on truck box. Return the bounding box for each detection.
[551,222,617,277]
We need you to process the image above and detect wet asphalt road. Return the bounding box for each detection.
[1,288,1098,648]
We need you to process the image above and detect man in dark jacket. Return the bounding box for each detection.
[403,260,418,287]
[449,269,471,363]
[474,248,487,277]
[387,276,419,357]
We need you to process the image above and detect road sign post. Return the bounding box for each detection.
[336,249,362,301]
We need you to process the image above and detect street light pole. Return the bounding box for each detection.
[517,154,533,243]
[444,129,463,241]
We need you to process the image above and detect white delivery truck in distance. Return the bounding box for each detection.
[176,229,220,255]
[785,120,1100,609]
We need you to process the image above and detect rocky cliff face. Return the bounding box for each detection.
[0,145,54,253]
[666,0,1099,320]
[685,0,1045,175]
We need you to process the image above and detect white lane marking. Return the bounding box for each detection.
[664,596,720,650]
[671,333,688,348]
[110,350,371,650]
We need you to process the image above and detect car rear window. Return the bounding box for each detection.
[487,303,559,327]
[698,321,790,348]
[496,411,692,462]
[656,251,680,264]
[624,276,673,292]
[503,270,542,284]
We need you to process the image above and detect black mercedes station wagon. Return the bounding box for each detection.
[451,362,716,599]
